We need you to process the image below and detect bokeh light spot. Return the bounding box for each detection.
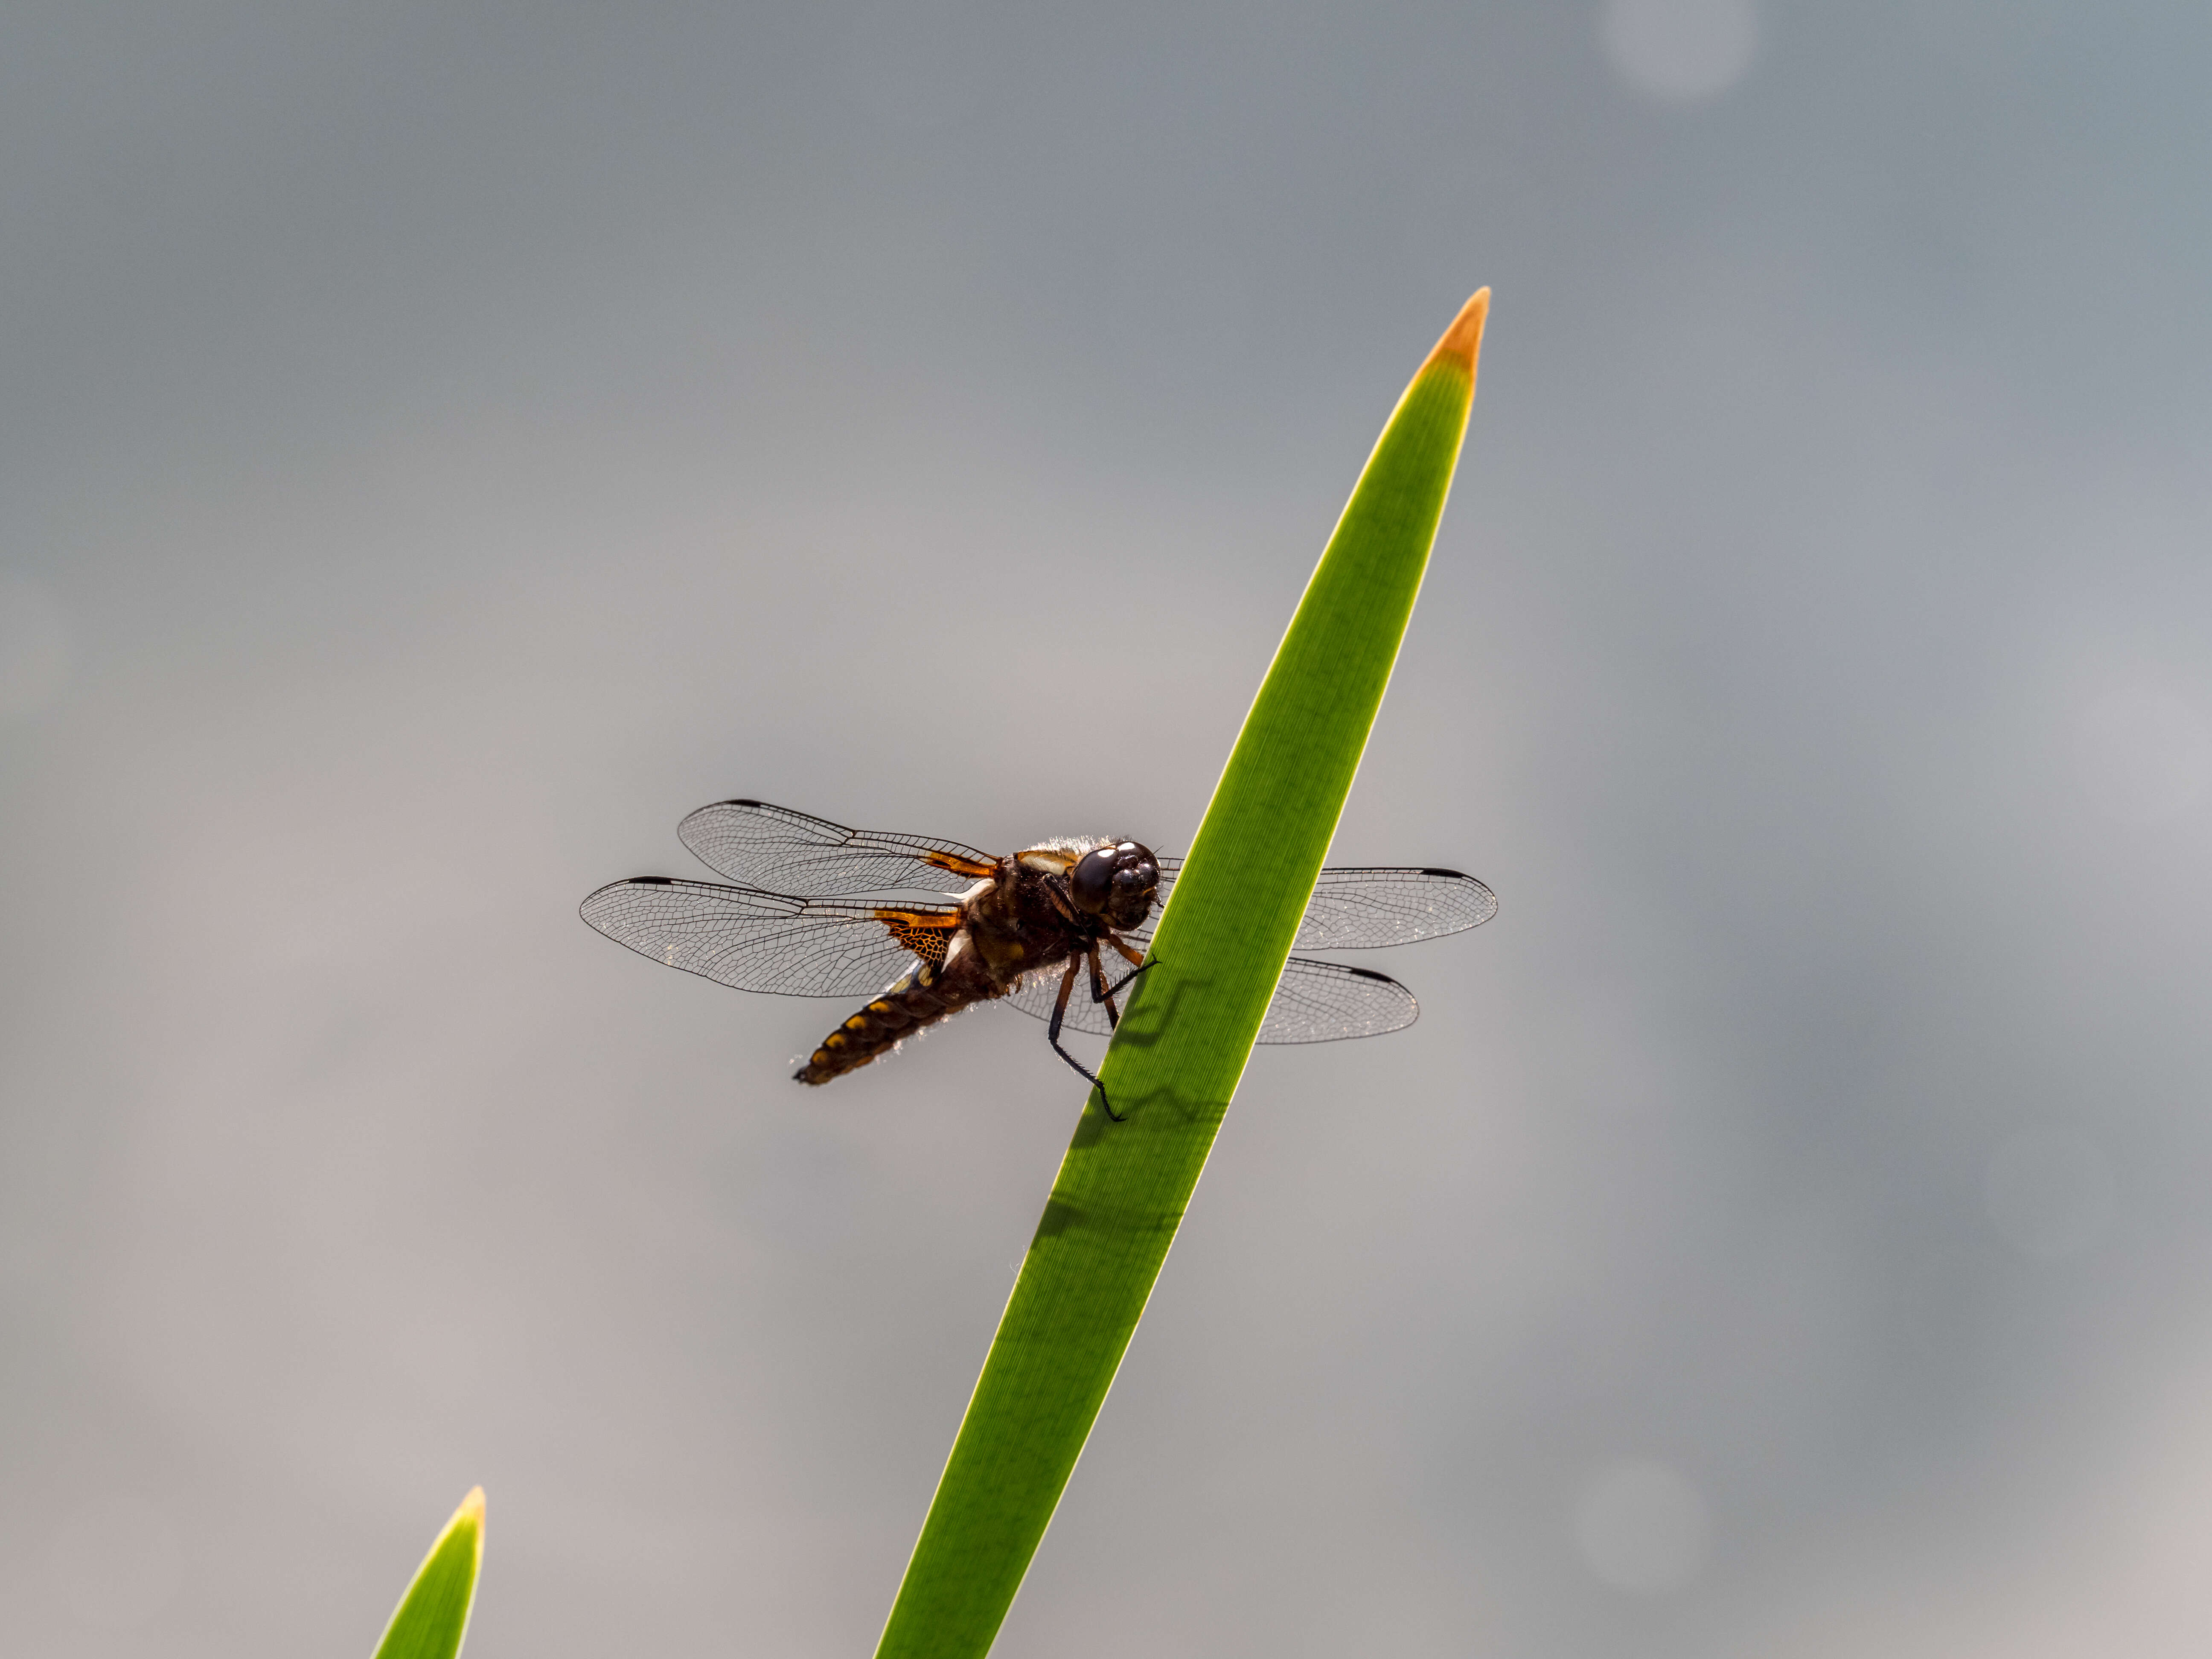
[1572,1458,1711,1592]
[2075,684,2212,824]
[1600,0,1759,102]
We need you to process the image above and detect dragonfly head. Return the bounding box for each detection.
[1071,839,1159,931]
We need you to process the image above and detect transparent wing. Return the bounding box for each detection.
[1000,954,1417,1044]
[1126,862,1495,950]
[1255,956,1418,1043]
[1282,866,1496,949]
[676,800,995,895]
[581,877,959,998]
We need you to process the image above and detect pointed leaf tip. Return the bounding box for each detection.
[373,1488,488,1659]
[1425,288,1490,380]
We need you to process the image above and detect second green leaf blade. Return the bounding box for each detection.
[373,1488,486,1659]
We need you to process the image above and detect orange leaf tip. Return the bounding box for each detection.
[1425,288,1490,381]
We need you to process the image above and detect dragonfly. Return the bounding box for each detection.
[581,799,1497,1119]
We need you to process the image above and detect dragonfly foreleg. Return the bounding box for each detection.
[1097,934,1158,1004]
[1047,955,1122,1123]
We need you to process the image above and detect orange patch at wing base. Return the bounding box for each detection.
[873,908,961,964]
[922,849,998,880]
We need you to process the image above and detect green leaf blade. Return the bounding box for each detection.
[874,292,1490,1659]
[372,1488,486,1659]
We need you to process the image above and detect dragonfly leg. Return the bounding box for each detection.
[1039,878,1083,926]
[1099,946,1158,1002]
[1088,945,1121,1030]
[1048,956,1122,1122]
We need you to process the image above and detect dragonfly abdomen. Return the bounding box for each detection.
[795,957,989,1086]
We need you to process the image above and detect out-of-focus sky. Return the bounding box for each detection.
[4,2,2210,1654]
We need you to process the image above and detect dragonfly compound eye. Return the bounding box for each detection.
[1104,841,1159,928]
[1070,845,1120,914]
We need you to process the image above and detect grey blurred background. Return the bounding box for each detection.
[3,1,2209,1654]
